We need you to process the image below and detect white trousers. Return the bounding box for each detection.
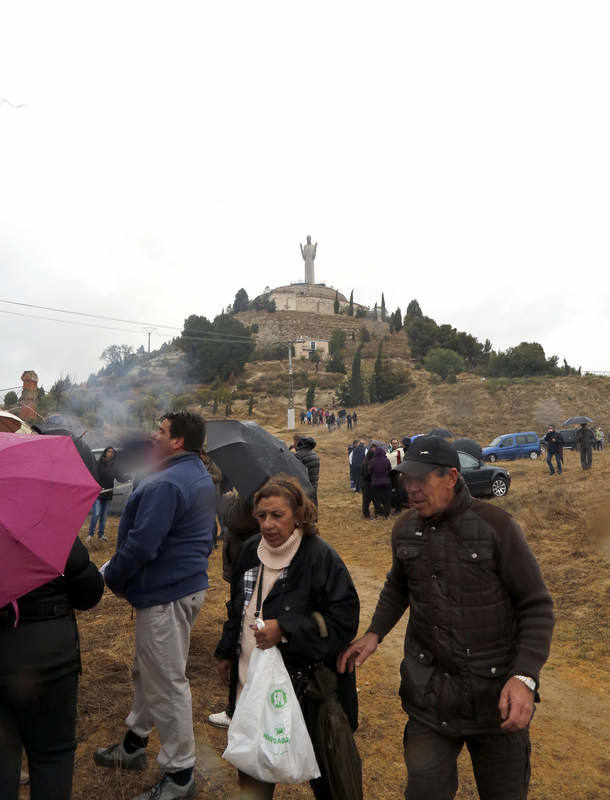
[125,590,206,772]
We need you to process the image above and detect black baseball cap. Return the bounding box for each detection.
[395,435,460,477]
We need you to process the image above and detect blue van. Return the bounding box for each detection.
[482,432,541,462]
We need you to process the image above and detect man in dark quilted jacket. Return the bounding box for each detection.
[339,436,554,800]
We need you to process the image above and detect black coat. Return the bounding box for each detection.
[97,457,129,501]
[0,538,104,686]
[295,439,320,489]
[215,533,359,727]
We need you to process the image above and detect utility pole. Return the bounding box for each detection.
[287,342,295,430]
[287,339,306,430]
[144,327,157,356]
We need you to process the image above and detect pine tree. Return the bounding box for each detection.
[351,346,363,405]
[334,291,340,314]
[348,290,354,316]
[306,383,316,408]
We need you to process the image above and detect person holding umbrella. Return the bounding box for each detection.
[215,475,360,799]
[0,433,105,800]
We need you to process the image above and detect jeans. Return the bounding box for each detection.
[0,671,79,800]
[89,498,110,537]
[546,451,562,474]
[403,718,530,800]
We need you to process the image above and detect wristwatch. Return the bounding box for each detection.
[512,674,536,692]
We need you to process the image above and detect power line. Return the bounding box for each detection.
[0,298,255,342]
[0,308,259,347]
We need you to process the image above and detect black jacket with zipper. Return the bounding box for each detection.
[368,477,554,736]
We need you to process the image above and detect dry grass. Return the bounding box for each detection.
[23,399,610,800]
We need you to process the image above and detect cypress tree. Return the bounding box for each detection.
[348,290,354,316]
[334,291,340,314]
[351,346,363,405]
[381,293,387,321]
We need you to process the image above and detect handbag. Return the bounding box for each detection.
[222,565,320,784]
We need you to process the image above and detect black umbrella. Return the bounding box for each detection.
[427,428,454,438]
[453,438,483,461]
[564,416,593,425]
[206,420,313,502]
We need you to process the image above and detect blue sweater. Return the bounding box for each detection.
[104,453,216,608]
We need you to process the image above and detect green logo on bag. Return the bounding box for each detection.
[269,688,287,709]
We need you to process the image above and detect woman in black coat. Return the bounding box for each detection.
[0,538,104,800]
[215,476,360,800]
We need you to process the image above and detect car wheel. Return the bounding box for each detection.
[488,454,496,463]
[491,477,508,497]
[529,451,538,460]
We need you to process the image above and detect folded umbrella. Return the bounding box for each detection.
[0,433,101,609]
[564,416,593,425]
[206,420,313,503]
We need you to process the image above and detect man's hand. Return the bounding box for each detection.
[337,632,380,673]
[499,676,535,731]
[253,619,282,650]
[216,658,232,687]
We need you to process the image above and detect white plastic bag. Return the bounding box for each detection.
[223,642,320,783]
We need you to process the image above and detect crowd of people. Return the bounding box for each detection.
[300,407,357,431]
[1,413,558,800]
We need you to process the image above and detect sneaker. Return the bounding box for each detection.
[208,710,231,728]
[86,536,93,544]
[93,742,148,771]
[20,770,29,785]
[99,535,109,542]
[132,774,196,800]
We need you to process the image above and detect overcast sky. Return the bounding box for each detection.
[1,1,608,398]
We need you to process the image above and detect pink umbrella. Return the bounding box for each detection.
[0,433,100,609]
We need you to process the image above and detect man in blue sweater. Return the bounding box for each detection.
[95,412,216,800]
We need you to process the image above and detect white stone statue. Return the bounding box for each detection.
[300,235,317,284]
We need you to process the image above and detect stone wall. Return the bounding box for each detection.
[235,310,390,345]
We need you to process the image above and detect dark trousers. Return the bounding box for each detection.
[546,451,562,474]
[372,484,392,518]
[238,769,331,800]
[361,484,373,517]
[0,671,79,800]
[403,719,530,800]
[580,446,592,470]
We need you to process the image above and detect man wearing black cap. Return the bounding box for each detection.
[339,436,554,800]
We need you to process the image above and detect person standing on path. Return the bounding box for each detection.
[87,446,129,542]
[576,423,595,470]
[543,425,563,475]
[339,436,554,800]
[95,412,216,800]
[293,435,321,506]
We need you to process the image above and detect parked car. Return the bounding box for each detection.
[482,432,541,462]
[91,448,133,515]
[539,429,579,451]
[459,450,511,498]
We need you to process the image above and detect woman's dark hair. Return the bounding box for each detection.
[366,448,376,461]
[253,474,319,537]
[160,411,205,453]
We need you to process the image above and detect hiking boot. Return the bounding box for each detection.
[208,710,231,728]
[132,774,196,800]
[93,742,148,771]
